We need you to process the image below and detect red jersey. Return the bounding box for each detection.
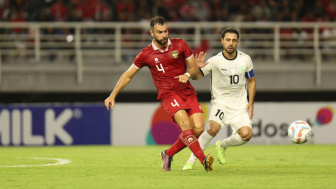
[133,38,195,99]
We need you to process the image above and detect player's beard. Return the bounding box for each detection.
[155,37,168,46]
[225,46,236,54]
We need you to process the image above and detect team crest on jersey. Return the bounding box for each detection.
[171,50,179,58]
[239,66,245,73]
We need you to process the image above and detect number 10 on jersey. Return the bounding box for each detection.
[229,75,239,84]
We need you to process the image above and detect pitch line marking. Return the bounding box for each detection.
[0,157,71,168]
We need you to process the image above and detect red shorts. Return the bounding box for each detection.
[161,92,204,120]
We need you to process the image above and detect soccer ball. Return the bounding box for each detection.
[288,120,312,144]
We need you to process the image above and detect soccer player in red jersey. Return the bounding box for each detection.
[104,16,213,171]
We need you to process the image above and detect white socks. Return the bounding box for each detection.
[187,131,214,164]
[220,132,247,149]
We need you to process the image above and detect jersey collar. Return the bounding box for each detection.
[151,38,171,52]
[222,50,238,60]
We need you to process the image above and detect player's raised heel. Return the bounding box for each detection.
[203,154,214,171]
[216,140,226,164]
[160,150,172,171]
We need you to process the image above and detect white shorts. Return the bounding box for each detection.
[208,104,252,133]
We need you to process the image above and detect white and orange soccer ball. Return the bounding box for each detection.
[288,120,312,144]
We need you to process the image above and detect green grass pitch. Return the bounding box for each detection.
[0,145,335,189]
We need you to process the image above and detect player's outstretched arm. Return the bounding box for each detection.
[104,65,139,111]
[192,52,208,80]
[247,76,256,119]
[195,52,208,68]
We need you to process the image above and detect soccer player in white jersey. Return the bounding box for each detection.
[183,28,256,170]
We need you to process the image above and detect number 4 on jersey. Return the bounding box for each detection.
[171,99,179,107]
[156,64,165,73]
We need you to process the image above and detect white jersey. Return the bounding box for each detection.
[200,50,254,109]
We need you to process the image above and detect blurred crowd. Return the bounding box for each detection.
[1,0,336,62]
[2,0,336,38]
[1,0,336,24]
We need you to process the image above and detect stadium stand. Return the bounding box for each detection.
[0,0,336,102]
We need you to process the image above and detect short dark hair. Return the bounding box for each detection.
[221,28,239,39]
[150,16,167,29]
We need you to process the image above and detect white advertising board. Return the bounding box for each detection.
[112,102,335,145]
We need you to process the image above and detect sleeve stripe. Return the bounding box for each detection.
[186,54,194,60]
[132,63,140,69]
[245,69,254,79]
[200,69,205,76]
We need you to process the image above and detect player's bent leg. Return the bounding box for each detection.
[220,132,248,149]
[183,120,220,170]
[174,110,207,165]
[207,120,221,137]
[202,120,225,164]
[237,126,252,141]
[189,112,205,137]
[165,110,190,158]
[174,109,193,131]
[220,125,252,148]
[218,126,251,164]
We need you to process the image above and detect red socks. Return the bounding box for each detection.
[166,129,205,163]
[165,134,186,156]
